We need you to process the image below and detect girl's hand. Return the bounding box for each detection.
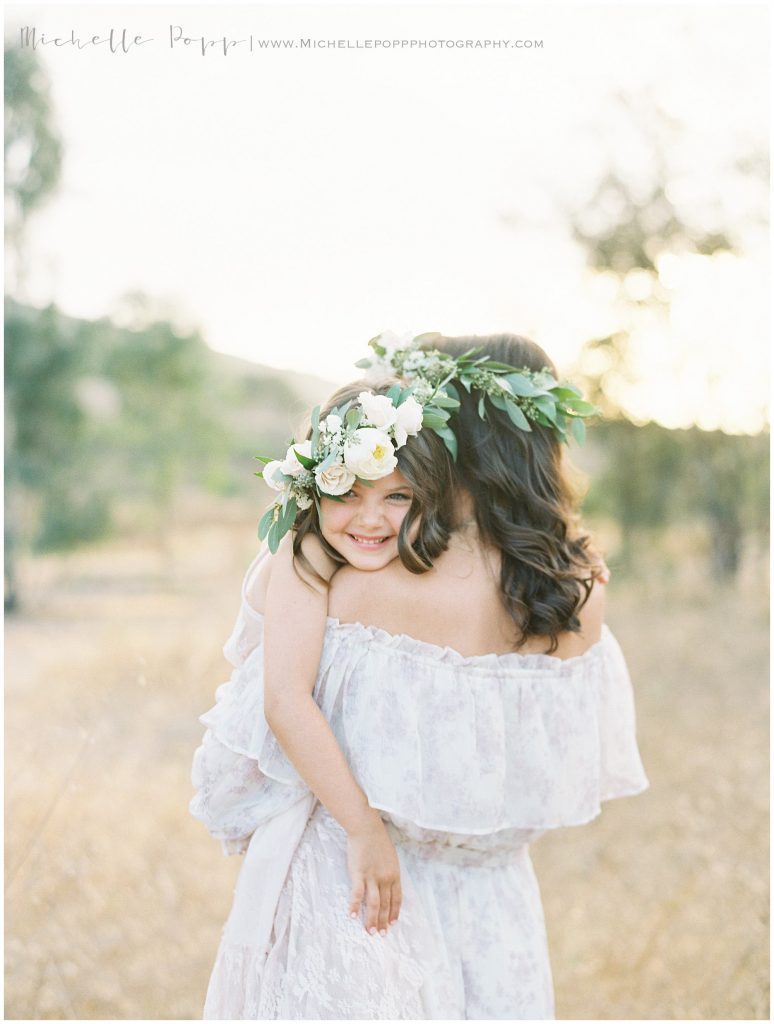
[346,812,402,936]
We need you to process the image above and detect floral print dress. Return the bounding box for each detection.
[190,552,649,1020]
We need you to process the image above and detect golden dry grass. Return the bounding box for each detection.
[4,512,769,1019]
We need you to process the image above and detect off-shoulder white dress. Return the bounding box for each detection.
[190,552,649,1020]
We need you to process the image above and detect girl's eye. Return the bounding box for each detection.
[387,492,412,502]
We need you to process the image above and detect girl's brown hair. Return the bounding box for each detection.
[292,379,456,584]
[434,333,605,653]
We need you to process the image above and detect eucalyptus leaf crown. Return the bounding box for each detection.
[254,330,600,552]
[355,330,601,456]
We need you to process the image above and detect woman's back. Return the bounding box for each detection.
[327,527,606,661]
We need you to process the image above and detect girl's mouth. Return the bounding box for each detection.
[348,534,391,548]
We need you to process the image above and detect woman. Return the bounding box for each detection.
[190,331,649,1019]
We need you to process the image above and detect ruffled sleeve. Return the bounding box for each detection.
[322,622,649,836]
[192,599,649,852]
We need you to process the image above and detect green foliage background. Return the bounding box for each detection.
[4,46,769,610]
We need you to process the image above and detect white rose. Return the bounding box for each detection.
[393,395,424,448]
[377,329,414,359]
[344,428,399,480]
[315,460,356,496]
[322,413,342,435]
[357,391,397,431]
[261,460,286,491]
[280,439,313,477]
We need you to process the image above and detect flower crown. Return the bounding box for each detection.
[255,330,599,552]
[355,330,600,453]
[255,386,426,552]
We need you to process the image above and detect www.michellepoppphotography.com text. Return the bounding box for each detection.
[17,25,544,56]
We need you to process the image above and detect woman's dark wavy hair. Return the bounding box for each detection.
[292,378,455,585]
[434,334,605,653]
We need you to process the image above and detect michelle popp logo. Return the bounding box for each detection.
[16,25,544,56]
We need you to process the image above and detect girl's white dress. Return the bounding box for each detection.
[190,553,649,1020]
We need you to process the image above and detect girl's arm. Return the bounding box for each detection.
[261,533,402,934]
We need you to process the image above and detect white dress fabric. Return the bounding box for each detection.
[190,552,650,1020]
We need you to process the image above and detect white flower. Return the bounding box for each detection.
[280,439,313,477]
[322,414,342,436]
[393,395,424,448]
[344,428,398,480]
[296,492,313,510]
[357,391,397,430]
[402,350,428,372]
[411,379,434,402]
[377,329,414,359]
[262,460,286,491]
[315,460,356,496]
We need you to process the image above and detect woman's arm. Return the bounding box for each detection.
[261,533,402,933]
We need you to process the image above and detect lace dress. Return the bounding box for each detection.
[190,553,649,1020]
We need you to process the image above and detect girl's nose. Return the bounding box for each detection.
[353,496,385,528]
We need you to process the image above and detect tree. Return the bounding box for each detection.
[563,92,768,580]
[4,44,63,287]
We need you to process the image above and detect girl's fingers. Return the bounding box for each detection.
[349,875,365,918]
[364,878,381,934]
[377,882,391,934]
[389,881,402,924]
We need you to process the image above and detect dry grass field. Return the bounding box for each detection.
[4,511,769,1019]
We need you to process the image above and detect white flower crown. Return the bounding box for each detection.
[255,330,599,552]
[256,386,424,552]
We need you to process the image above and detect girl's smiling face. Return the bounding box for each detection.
[319,468,416,570]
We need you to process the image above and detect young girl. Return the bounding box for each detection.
[190,333,646,1020]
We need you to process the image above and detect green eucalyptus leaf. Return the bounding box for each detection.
[504,373,542,397]
[505,401,532,431]
[434,425,458,461]
[478,395,487,419]
[316,450,338,473]
[294,449,316,469]
[569,417,586,445]
[267,522,281,554]
[479,360,522,372]
[310,405,321,453]
[421,412,450,429]
[532,396,558,423]
[432,392,460,409]
[563,398,599,415]
[488,393,508,412]
[258,505,276,540]
[354,357,372,369]
[386,383,402,405]
[456,347,482,362]
[551,385,582,400]
[279,496,298,534]
[254,455,273,464]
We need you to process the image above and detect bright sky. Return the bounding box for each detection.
[4,1,770,433]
